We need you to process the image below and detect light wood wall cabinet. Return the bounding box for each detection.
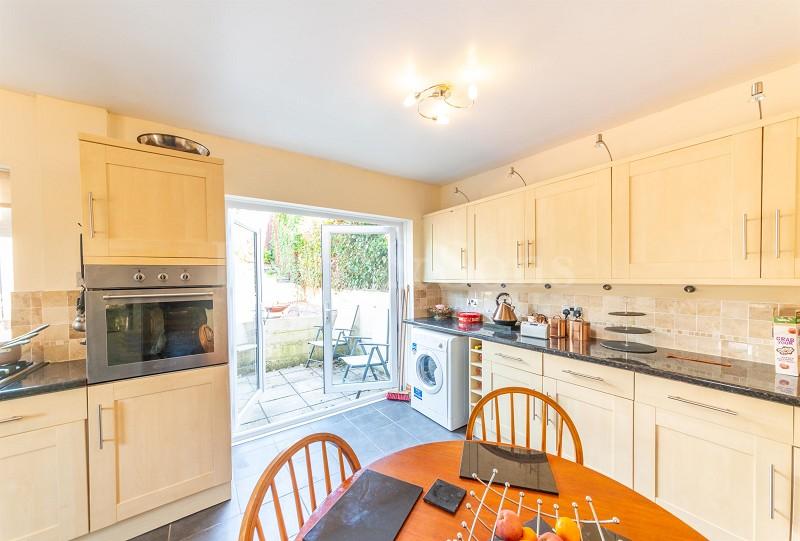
[80,134,225,266]
[423,207,467,281]
[526,169,611,282]
[763,117,800,279]
[634,374,793,541]
[612,128,762,281]
[87,365,231,531]
[467,192,526,282]
[0,389,88,541]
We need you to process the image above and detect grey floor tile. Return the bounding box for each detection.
[178,514,242,541]
[168,496,240,541]
[130,525,169,541]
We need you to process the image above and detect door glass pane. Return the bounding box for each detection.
[231,222,262,422]
[325,229,394,393]
[105,299,214,365]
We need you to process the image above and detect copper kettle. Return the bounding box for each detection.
[492,293,518,326]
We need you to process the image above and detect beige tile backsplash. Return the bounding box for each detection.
[10,290,85,362]
[417,283,800,366]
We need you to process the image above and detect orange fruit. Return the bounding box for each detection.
[521,526,536,541]
[554,517,581,541]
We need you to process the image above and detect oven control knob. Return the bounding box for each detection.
[157,272,169,282]
[180,272,191,282]
[133,272,145,282]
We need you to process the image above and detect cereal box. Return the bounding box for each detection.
[774,314,799,376]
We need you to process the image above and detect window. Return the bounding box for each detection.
[0,170,12,340]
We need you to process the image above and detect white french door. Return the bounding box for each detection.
[321,225,399,394]
[229,221,265,427]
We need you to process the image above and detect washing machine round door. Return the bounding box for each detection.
[415,352,444,394]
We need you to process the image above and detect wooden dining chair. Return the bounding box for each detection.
[466,386,584,464]
[239,432,362,541]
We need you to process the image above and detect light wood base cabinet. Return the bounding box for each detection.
[542,376,632,487]
[482,353,543,449]
[0,389,88,541]
[87,365,231,532]
[634,392,792,540]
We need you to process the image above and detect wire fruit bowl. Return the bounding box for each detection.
[448,469,624,541]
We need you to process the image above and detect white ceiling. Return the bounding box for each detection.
[1,1,799,183]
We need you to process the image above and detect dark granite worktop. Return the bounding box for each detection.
[0,360,87,402]
[405,317,800,407]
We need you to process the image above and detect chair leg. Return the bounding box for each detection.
[305,344,316,368]
[342,364,350,382]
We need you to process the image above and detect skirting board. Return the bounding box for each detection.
[74,483,231,541]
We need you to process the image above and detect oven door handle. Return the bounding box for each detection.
[102,292,215,300]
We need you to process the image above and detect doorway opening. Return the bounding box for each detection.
[226,197,406,440]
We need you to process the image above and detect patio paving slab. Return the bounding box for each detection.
[261,394,309,416]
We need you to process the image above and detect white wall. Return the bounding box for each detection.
[440,62,800,207]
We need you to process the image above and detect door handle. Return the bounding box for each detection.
[102,292,214,300]
[667,395,737,415]
[742,213,748,260]
[769,463,775,520]
[496,352,524,363]
[97,404,104,449]
[460,248,466,270]
[516,241,522,267]
[0,415,23,424]
[775,208,781,259]
[562,369,605,382]
[88,191,96,239]
[527,241,534,267]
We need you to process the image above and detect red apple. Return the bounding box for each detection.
[537,533,564,541]
[495,509,524,541]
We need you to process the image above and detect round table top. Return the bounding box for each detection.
[295,440,704,540]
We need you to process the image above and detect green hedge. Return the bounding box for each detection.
[267,214,388,292]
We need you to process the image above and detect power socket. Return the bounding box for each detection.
[467,298,480,307]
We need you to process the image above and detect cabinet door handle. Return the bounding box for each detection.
[97,404,104,449]
[88,191,96,239]
[0,415,23,424]
[562,369,604,382]
[742,213,748,260]
[769,463,775,520]
[775,208,781,259]
[527,241,534,267]
[460,248,466,270]
[667,395,738,415]
[516,241,522,267]
[496,352,524,363]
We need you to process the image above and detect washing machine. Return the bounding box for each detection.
[407,327,469,431]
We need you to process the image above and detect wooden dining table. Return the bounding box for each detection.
[295,440,705,540]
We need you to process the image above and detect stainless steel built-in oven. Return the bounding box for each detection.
[85,265,227,384]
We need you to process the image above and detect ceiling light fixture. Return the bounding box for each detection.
[403,83,476,125]
[594,133,613,161]
[507,166,527,186]
[750,81,765,120]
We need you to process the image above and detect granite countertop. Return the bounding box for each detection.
[0,360,87,402]
[405,317,800,407]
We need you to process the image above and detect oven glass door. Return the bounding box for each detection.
[87,287,227,383]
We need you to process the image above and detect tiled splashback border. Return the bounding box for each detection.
[415,283,800,366]
[10,290,85,362]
